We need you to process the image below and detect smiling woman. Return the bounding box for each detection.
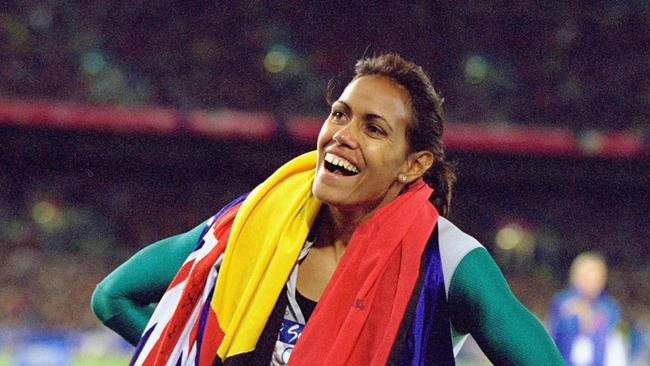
[91,54,565,365]
[313,75,419,213]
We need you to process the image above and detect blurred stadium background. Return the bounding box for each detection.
[1,1,648,365]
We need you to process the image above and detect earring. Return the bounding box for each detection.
[399,175,407,183]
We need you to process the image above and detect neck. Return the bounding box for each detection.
[316,203,379,253]
[314,184,407,255]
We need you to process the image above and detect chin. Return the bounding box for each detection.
[312,181,355,212]
[312,180,337,206]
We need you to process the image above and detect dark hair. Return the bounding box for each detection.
[329,53,456,215]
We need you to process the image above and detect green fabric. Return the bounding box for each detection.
[91,221,205,345]
[448,247,565,365]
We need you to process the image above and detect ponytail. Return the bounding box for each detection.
[424,159,456,216]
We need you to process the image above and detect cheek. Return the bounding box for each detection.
[368,144,407,172]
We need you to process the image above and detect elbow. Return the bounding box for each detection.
[91,281,114,324]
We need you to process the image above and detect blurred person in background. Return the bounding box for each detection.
[628,308,650,366]
[549,252,627,366]
[92,54,563,365]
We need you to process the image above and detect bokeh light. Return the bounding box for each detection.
[495,224,525,250]
[32,200,66,231]
[264,45,291,74]
[465,56,489,84]
[81,51,107,76]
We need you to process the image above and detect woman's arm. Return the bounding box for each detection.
[448,248,565,365]
[91,221,207,345]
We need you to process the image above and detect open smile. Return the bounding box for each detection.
[323,152,360,176]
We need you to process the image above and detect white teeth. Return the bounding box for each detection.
[325,153,359,174]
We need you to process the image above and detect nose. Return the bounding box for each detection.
[332,122,360,149]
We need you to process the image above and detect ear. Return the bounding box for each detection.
[400,151,434,184]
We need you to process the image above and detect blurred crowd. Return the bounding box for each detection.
[0,160,254,331]
[1,1,649,130]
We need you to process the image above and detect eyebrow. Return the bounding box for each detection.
[335,101,394,132]
[334,101,352,115]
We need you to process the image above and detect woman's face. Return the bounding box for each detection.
[312,75,414,212]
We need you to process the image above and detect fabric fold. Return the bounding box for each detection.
[213,151,321,359]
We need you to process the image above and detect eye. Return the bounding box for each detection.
[330,109,347,122]
[366,123,387,136]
